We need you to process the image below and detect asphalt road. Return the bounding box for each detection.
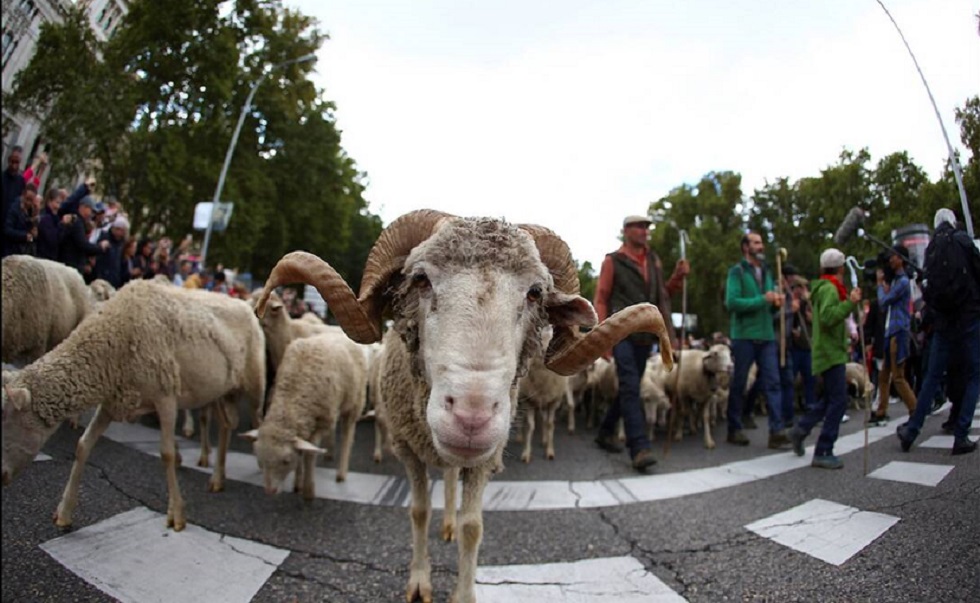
[3,404,978,602]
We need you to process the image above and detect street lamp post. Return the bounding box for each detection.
[200,52,317,269]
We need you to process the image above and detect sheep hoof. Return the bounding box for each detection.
[206,479,223,493]
[705,441,716,450]
[546,452,555,461]
[373,453,382,463]
[171,517,186,532]
[441,523,455,542]
[52,510,72,530]
[335,474,346,483]
[197,455,210,468]
[406,570,433,603]
[520,453,531,464]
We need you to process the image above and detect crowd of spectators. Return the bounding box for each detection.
[2,146,249,298]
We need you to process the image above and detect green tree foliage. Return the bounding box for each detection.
[5,0,380,291]
[577,260,597,303]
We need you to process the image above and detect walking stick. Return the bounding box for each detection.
[846,256,870,475]
[777,248,788,367]
[664,229,689,458]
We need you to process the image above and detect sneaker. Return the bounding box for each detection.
[811,454,844,470]
[742,415,758,430]
[841,414,850,424]
[789,427,806,457]
[631,448,658,472]
[952,438,978,456]
[768,430,791,450]
[594,433,624,454]
[727,430,750,446]
[866,414,889,427]
[896,423,915,453]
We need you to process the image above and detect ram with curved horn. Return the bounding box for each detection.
[254,210,672,603]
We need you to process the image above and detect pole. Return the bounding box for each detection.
[200,53,317,269]
[664,229,688,458]
[876,1,973,238]
[846,256,870,476]
[777,248,788,367]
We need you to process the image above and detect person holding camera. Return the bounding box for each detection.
[868,244,917,426]
[3,182,39,257]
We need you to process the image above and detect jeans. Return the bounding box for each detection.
[600,339,652,458]
[791,348,817,413]
[795,363,848,456]
[728,339,784,434]
[904,316,980,441]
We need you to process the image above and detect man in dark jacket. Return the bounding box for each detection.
[898,209,980,455]
[35,188,63,261]
[1,146,26,231]
[94,215,130,288]
[59,196,108,275]
[592,214,688,472]
[3,183,39,257]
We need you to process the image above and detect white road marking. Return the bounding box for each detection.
[34,453,52,462]
[867,461,954,487]
[475,555,686,602]
[40,507,289,603]
[919,435,956,449]
[98,422,900,511]
[745,499,899,566]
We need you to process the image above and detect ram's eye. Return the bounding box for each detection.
[526,285,543,303]
[412,272,430,289]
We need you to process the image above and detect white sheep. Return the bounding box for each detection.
[241,330,367,498]
[258,290,337,371]
[2,255,94,366]
[368,336,391,463]
[516,327,570,462]
[1,281,266,531]
[662,344,733,449]
[88,278,116,303]
[845,362,874,410]
[254,209,673,603]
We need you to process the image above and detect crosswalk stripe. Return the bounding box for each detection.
[867,461,954,487]
[40,507,290,603]
[745,499,899,566]
[918,435,956,449]
[475,555,686,602]
[93,421,902,512]
[34,453,52,462]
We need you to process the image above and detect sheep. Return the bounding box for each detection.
[845,362,874,410]
[88,278,116,303]
[254,209,673,603]
[1,281,266,531]
[240,330,367,498]
[299,311,325,325]
[516,327,570,462]
[258,290,337,371]
[587,356,670,443]
[2,255,94,366]
[661,344,733,449]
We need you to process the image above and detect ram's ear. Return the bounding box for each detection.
[3,387,31,413]
[239,429,259,442]
[544,292,597,328]
[293,437,327,455]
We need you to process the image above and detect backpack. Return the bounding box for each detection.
[922,227,970,315]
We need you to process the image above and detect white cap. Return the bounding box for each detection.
[819,248,845,269]
[933,208,956,229]
[112,215,130,231]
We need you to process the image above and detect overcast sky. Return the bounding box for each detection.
[289,0,979,269]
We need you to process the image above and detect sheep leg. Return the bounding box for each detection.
[208,397,237,493]
[520,406,535,463]
[293,454,305,494]
[54,405,113,529]
[451,467,489,603]
[544,403,557,460]
[336,409,358,483]
[442,467,458,542]
[373,417,385,463]
[565,382,576,433]
[703,401,716,449]
[181,409,195,438]
[197,405,211,468]
[156,398,186,531]
[323,424,336,462]
[616,418,626,443]
[404,453,433,603]
[301,448,317,500]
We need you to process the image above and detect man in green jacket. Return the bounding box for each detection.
[725,232,789,448]
[789,248,862,469]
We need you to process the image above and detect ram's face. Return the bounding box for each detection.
[1,386,53,486]
[408,262,548,466]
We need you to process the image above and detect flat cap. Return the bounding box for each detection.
[819,248,845,269]
[623,214,652,227]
